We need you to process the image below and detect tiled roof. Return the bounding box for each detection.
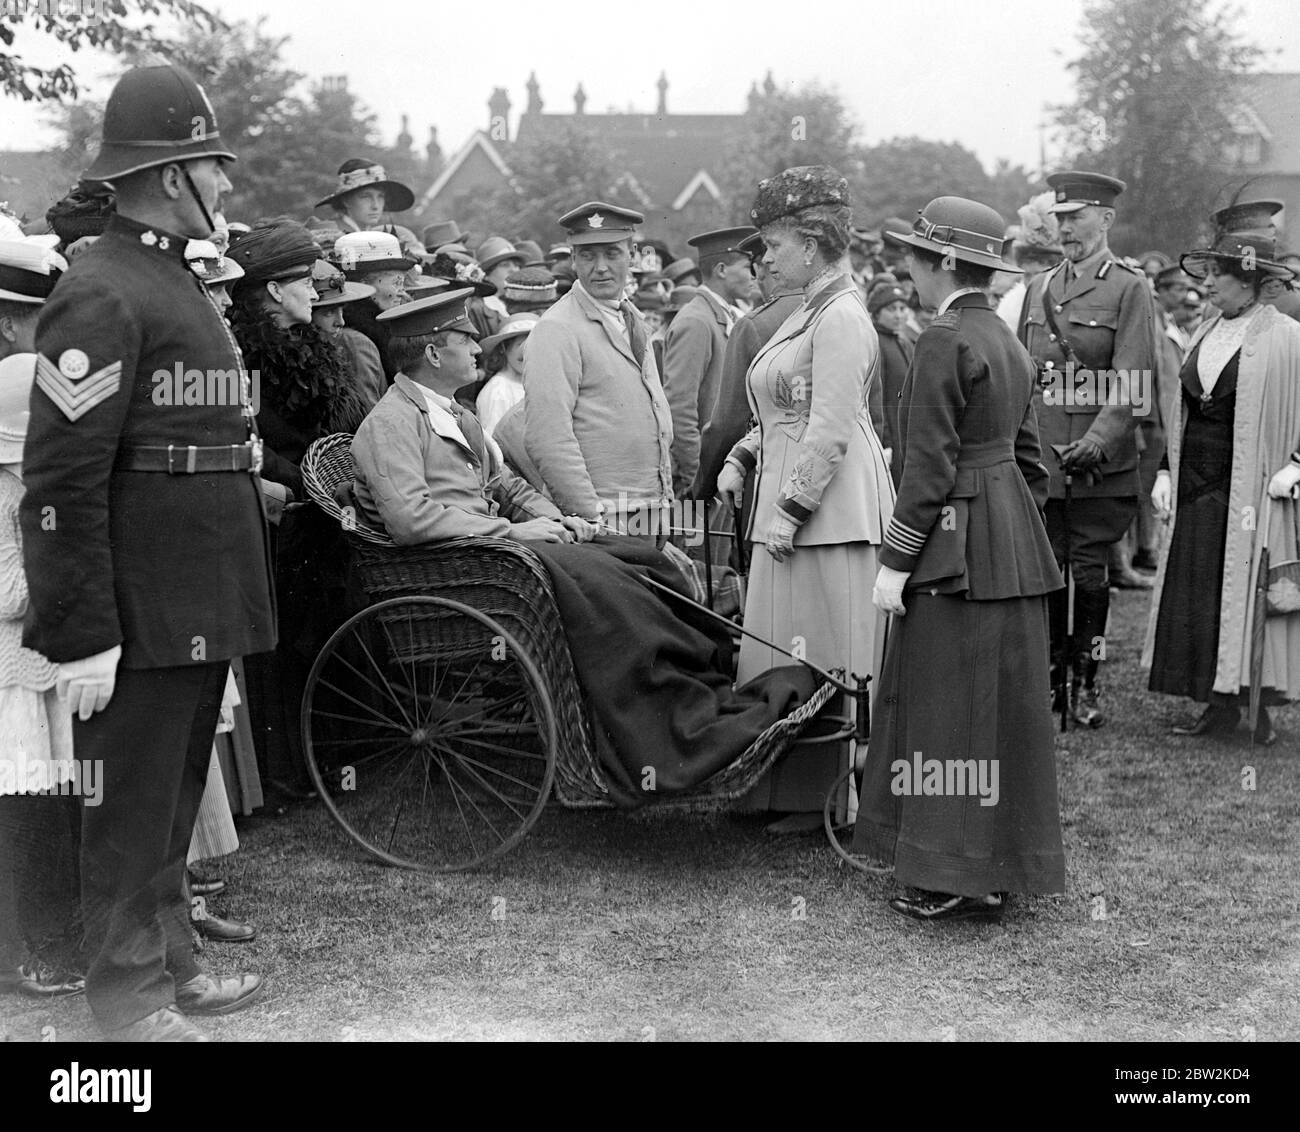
[514,113,744,210]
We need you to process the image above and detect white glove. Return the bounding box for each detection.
[1151,469,1172,519]
[1267,461,1300,500]
[872,565,911,616]
[765,510,799,562]
[717,459,746,510]
[56,645,123,722]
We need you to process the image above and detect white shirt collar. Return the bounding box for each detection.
[937,287,985,317]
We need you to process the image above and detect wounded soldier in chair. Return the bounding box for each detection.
[346,290,822,805]
[350,290,596,545]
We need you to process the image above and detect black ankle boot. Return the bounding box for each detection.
[1172,703,1241,736]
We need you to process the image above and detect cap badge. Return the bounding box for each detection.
[140,231,158,247]
[58,349,90,381]
[588,213,605,229]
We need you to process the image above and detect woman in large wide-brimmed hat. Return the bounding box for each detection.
[317,157,421,262]
[851,196,1066,921]
[715,164,894,832]
[1143,228,1300,746]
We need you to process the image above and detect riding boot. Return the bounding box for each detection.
[1048,586,1070,715]
[1071,585,1110,728]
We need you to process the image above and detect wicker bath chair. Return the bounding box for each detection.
[298,433,840,872]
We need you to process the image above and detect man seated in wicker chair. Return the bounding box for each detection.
[345,288,821,803]
[349,289,600,546]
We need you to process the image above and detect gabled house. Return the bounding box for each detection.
[418,72,760,247]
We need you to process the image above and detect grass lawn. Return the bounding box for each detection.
[3,587,1296,1042]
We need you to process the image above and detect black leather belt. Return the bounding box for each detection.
[115,439,263,475]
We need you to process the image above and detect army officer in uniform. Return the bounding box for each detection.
[20,65,275,1041]
[1019,171,1157,728]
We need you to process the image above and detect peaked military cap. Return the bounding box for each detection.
[557,201,643,246]
[687,226,758,260]
[376,287,479,337]
[1046,171,1126,214]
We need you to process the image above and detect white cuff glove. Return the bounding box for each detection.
[872,565,912,616]
[765,510,799,561]
[1267,461,1300,500]
[56,644,123,722]
[717,459,746,510]
[1151,469,1172,518]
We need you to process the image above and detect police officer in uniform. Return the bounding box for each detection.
[1019,171,1157,727]
[20,65,276,1041]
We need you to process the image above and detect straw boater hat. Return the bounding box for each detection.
[0,352,38,465]
[480,312,540,354]
[333,231,415,277]
[184,238,245,288]
[884,196,1020,273]
[317,158,415,212]
[309,258,375,308]
[0,240,67,303]
[1180,230,1297,282]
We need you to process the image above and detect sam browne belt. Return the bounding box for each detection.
[115,438,264,475]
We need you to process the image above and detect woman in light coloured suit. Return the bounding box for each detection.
[718,166,894,830]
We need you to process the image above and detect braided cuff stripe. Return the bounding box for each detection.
[884,516,926,556]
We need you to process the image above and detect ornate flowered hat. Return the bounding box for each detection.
[749,165,850,228]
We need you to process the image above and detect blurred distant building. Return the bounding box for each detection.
[1223,72,1300,248]
[420,71,757,244]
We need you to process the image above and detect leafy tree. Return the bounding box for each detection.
[720,77,860,222]
[853,137,999,227]
[469,121,621,244]
[1054,0,1261,254]
[44,17,387,221]
[1,0,223,101]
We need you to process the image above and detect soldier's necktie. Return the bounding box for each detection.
[621,302,647,368]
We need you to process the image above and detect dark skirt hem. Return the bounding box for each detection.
[857,823,1066,896]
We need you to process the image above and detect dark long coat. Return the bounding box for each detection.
[853,292,1066,896]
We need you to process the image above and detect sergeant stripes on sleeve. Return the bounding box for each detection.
[35,355,122,423]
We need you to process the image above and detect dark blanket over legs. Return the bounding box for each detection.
[528,535,818,806]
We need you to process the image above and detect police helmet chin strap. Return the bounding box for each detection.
[181,164,217,236]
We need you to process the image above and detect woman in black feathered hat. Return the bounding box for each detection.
[226,219,374,803]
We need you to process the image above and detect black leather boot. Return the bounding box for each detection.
[1071,585,1110,728]
[1048,586,1070,716]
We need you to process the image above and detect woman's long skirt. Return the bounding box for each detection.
[737,542,885,813]
[852,591,1066,896]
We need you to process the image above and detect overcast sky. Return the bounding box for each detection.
[3,0,1300,173]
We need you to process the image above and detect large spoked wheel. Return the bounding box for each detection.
[823,767,893,876]
[301,596,557,872]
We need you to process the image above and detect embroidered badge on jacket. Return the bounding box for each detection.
[36,353,122,422]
